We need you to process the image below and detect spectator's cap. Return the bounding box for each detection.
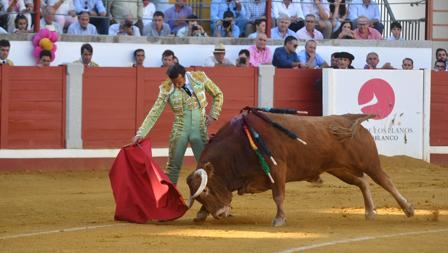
[334,52,355,61]
[213,43,226,54]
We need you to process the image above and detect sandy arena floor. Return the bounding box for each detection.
[0,156,447,253]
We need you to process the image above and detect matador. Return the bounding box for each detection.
[133,64,224,184]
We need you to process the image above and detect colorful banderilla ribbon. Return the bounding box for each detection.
[248,125,278,166]
[243,124,275,184]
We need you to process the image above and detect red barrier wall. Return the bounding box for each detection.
[0,66,66,148]
[273,69,322,116]
[83,67,258,148]
[430,71,448,165]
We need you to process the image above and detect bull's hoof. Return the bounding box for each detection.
[272,217,286,227]
[193,210,209,222]
[404,203,415,217]
[365,210,377,220]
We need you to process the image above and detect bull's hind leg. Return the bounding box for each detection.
[365,167,414,217]
[328,169,376,219]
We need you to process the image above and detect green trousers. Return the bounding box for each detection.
[166,109,207,184]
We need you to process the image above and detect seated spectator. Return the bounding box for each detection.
[204,43,234,66]
[14,13,30,33]
[40,5,63,33]
[142,0,156,27]
[133,48,145,67]
[247,18,266,39]
[402,58,413,70]
[272,35,300,68]
[109,17,141,36]
[328,0,348,33]
[161,49,176,67]
[388,21,403,41]
[210,0,246,37]
[67,11,98,35]
[335,27,351,40]
[248,33,272,67]
[434,60,446,72]
[297,40,329,68]
[334,51,354,69]
[349,0,384,34]
[330,52,339,68]
[38,50,52,67]
[48,0,77,31]
[0,39,14,65]
[364,52,393,69]
[214,10,240,38]
[108,0,143,30]
[435,48,447,69]
[73,43,99,67]
[272,0,304,32]
[296,14,324,40]
[73,0,108,34]
[3,0,31,32]
[332,20,355,39]
[177,14,207,37]
[164,0,192,35]
[236,49,250,67]
[301,0,332,38]
[143,11,171,36]
[353,16,382,40]
[243,0,266,36]
[271,15,296,40]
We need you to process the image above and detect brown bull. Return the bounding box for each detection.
[186,112,414,226]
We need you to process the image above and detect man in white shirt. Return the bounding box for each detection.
[349,0,383,34]
[67,11,98,35]
[271,0,304,32]
[301,0,332,38]
[40,5,63,33]
[295,14,323,40]
[271,15,296,40]
[142,0,156,26]
[109,18,141,36]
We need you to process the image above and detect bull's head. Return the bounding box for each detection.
[186,162,233,219]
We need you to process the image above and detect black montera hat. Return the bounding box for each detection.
[334,52,355,61]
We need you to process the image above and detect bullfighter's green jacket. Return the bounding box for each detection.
[136,71,224,139]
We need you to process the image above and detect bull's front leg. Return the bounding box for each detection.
[271,177,286,227]
[193,205,209,222]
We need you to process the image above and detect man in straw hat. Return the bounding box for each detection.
[204,43,234,66]
[132,63,223,184]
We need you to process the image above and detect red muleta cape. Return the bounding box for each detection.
[109,139,188,223]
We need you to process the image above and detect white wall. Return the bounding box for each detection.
[9,41,432,70]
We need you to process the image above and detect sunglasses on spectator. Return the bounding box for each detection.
[305,20,314,23]
[435,64,446,68]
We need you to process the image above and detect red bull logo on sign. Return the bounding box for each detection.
[358,78,395,120]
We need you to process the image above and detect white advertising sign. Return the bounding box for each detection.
[323,69,426,159]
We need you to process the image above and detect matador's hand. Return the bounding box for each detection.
[132,135,144,144]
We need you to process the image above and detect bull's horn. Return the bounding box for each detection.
[187,168,208,208]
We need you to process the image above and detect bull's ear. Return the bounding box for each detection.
[203,162,214,178]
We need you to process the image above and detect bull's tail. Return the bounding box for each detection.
[330,114,375,141]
